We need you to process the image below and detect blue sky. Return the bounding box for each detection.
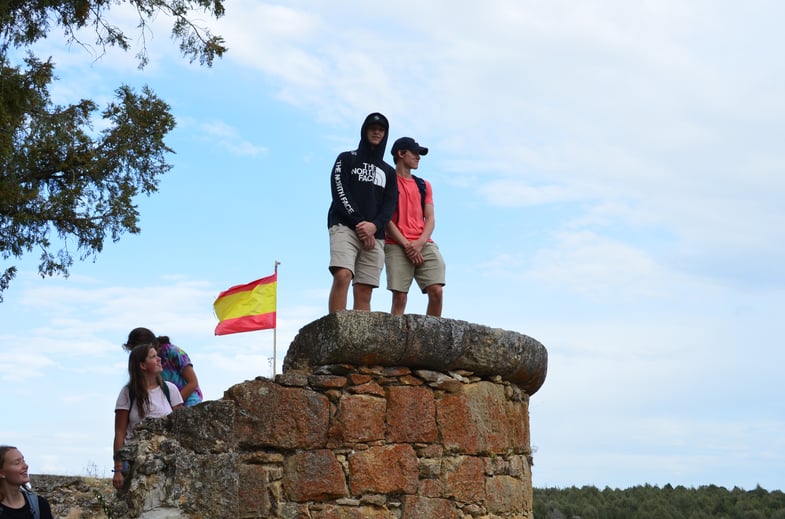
[1,1,784,491]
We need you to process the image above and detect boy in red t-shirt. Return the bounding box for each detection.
[384,137,446,316]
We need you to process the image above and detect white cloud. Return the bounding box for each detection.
[198,120,269,156]
[525,230,676,298]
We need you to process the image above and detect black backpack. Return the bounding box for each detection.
[412,174,427,214]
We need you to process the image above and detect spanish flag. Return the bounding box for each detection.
[213,273,277,335]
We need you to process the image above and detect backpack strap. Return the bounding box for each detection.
[22,489,40,519]
[128,382,172,412]
[411,175,427,215]
[161,381,171,405]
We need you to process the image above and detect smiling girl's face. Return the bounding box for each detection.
[141,347,163,375]
[0,448,30,486]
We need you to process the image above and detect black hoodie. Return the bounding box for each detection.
[327,113,398,239]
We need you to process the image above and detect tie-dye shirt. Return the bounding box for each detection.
[158,342,203,407]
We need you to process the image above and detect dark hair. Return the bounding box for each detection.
[123,327,158,352]
[0,445,18,469]
[0,445,19,502]
[392,148,405,164]
[157,336,171,345]
[127,343,162,418]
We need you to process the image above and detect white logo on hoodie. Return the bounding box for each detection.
[352,163,386,188]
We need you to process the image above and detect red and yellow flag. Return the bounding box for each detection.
[213,273,277,336]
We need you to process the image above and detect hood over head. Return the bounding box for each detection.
[358,112,390,162]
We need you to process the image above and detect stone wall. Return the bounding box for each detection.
[25,475,114,519]
[112,313,547,519]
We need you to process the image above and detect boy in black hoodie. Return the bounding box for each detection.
[327,112,398,312]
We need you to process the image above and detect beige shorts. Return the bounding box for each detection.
[385,242,446,293]
[329,224,384,287]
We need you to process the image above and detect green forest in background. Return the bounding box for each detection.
[533,484,785,518]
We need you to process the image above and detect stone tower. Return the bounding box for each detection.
[112,312,548,518]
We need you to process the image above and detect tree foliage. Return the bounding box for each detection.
[0,0,227,300]
[533,484,785,519]
[0,0,226,67]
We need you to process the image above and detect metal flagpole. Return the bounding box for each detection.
[273,260,280,377]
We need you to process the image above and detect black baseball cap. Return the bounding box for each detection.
[391,137,429,157]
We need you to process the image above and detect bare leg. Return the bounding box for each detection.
[353,283,374,311]
[328,268,352,313]
[391,291,408,316]
[425,284,443,317]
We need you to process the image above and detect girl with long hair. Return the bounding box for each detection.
[112,342,183,490]
[0,445,53,518]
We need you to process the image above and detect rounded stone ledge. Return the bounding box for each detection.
[282,312,548,395]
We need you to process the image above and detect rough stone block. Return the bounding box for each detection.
[334,394,386,443]
[283,450,348,502]
[485,474,525,515]
[348,380,385,396]
[348,445,418,495]
[226,378,330,449]
[443,455,485,503]
[311,504,395,518]
[166,400,237,453]
[385,385,437,443]
[238,463,271,517]
[401,495,460,519]
[438,381,530,455]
